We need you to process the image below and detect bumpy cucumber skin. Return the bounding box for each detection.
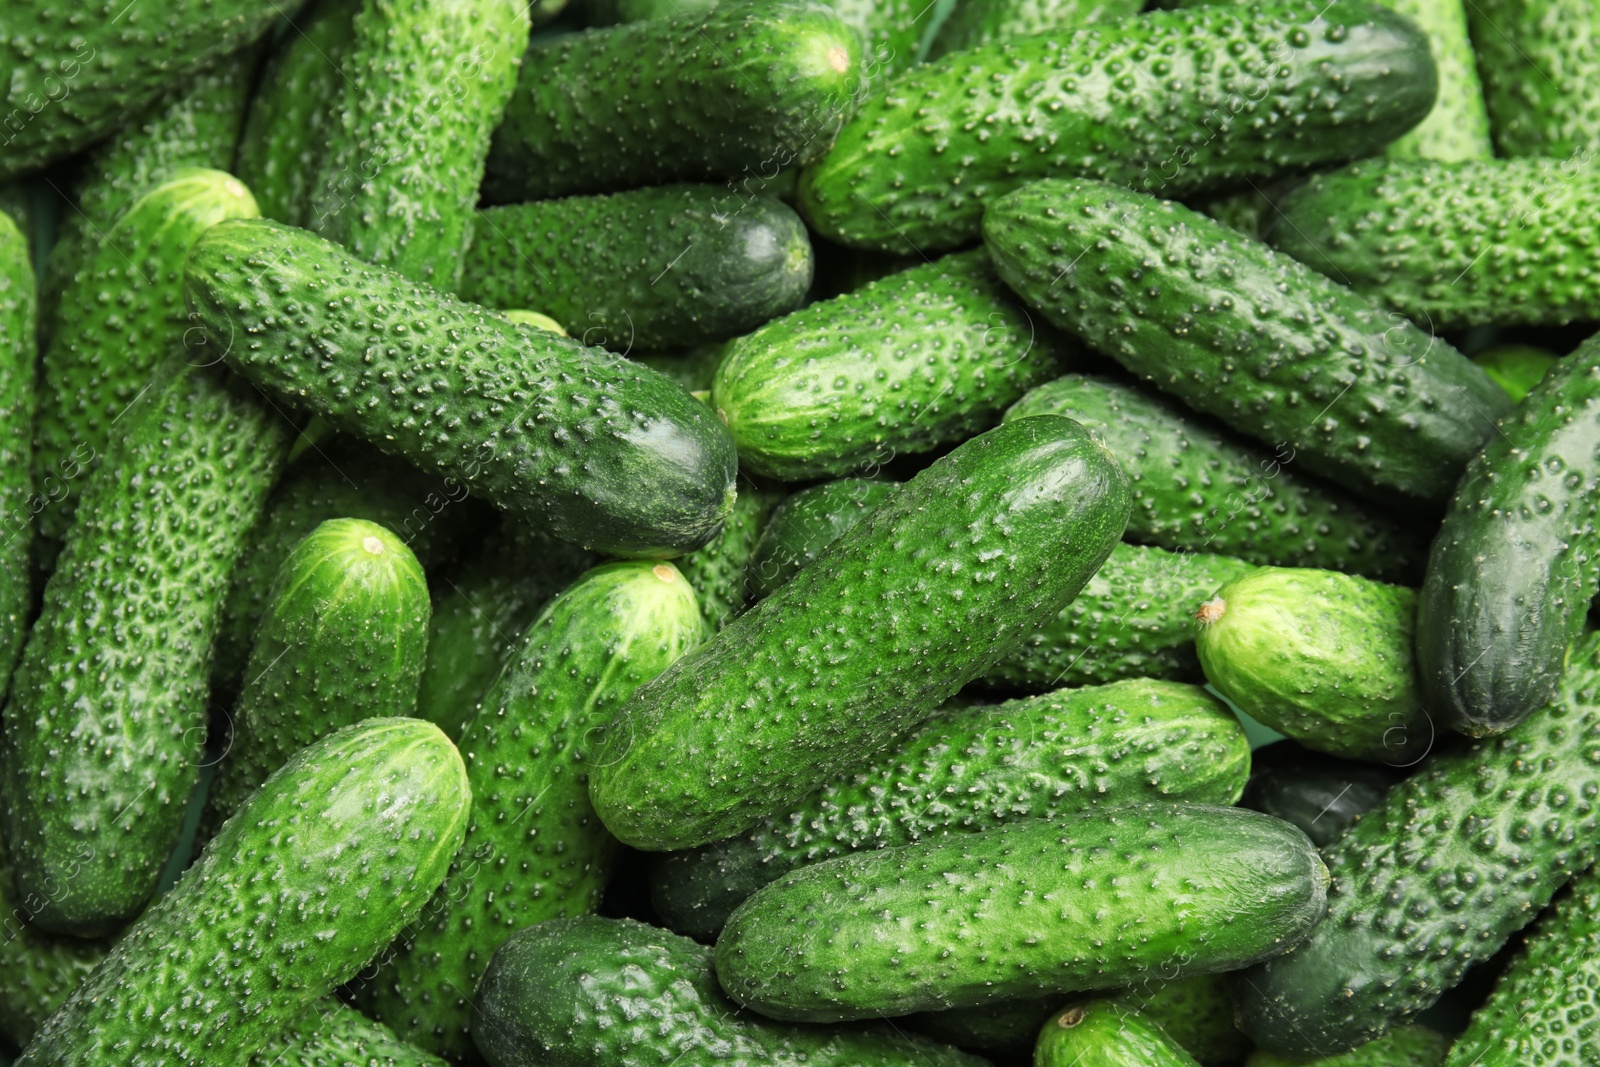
[1007,375,1425,580]
[185,218,740,558]
[0,214,33,705]
[254,1001,449,1067]
[472,916,987,1067]
[748,477,896,598]
[650,678,1250,939]
[984,179,1510,505]
[716,803,1328,1022]
[235,0,363,227]
[36,168,259,542]
[15,719,470,1067]
[677,478,782,631]
[799,1,1437,252]
[1466,0,1599,158]
[927,0,1140,59]
[1269,159,1600,328]
[1231,632,1600,1057]
[482,4,864,203]
[460,186,813,352]
[356,562,705,1059]
[307,0,527,289]
[1417,334,1600,737]
[713,250,1069,480]
[1243,741,1404,848]
[1379,0,1491,161]
[590,415,1132,851]
[1034,1002,1201,1067]
[1246,1025,1448,1066]
[1135,976,1250,1066]
[1475,344,1557,403]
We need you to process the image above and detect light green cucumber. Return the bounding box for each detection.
[1380,0,1491,160]
[1247,1025,1447,1066]
[502,309,565,334]
[1034,1001,1201,1067]
[1474,344,1557,402]
[747,477,897,599]
[926,0,1141,60]
[0,212,33,704]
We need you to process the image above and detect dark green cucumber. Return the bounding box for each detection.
[15,718,469,1067]
[590,415,1131,851]
[255,1002,448,1067]
[0,212,33,704]
[926,0,1140,59]
[356,561,705,1059]
[1417,332,1600,737]
[715,803,1328,1021]
[984,178,1511,504]
[1379,0,1491,161]
[36,168,259,542]
[1474,344,1557,403]
[1466,0,1598,158]
[1243,741,1405,848]
[481,3,864,203]
[1006,375,1426,580]
[677,477,783,631]
[459,185,813,351]
[0,358,293,937]
[650,678,1250,939]
[306,0,527,289]
[1231,631,1600,1057]
[1247,1025,1447,1066]
[472,915,988,1067]
[1268,159,1600,328]
[1034,1002,1201,1067]
[1135,976,1250,1066]
[184,218,740,558]
[910,998,1065,1058]
[748,477,897,598]
[799,1,1437,253]
[712,249,1070,480]
[632,342,726,393]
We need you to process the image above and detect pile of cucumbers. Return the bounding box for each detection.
[1,0,1598,1063]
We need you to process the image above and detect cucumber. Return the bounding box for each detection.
[911,998,1064,1058]
[715,803,1329,1021]
[0,185,34,258]
[632,341,727,393]
[459,185,814,352]
[184,218,740,558]
[1242,741,1405,848]
[677,476,783,630]
[1136,976,1251,1066]
[471,915,989,1067]
[1247,1025,1448,1066]
[257,1002,448,1067]
[748,477,897,598]
[1230,630,1600,1057]
[0,358,293,938]
[0,212,33,703]
[1378,0,1492,161]
[355,561,706,1059]
[1006,375,1426,580]
[589,415,1132,851]
[481,3,865,203]
[1034,1002,1201,1067]
[1465,0,1598,158]
[305,0,527,289]
[983,178,1511,505]
[14,718,470,1067]
[201,518,430,837]
[1197,567,1428,764]
[711,249,1069,480]
[1267,159,1600,328]
[502,308,565,334]
[798,0,1438,253]
[925,0,1141,60]
[1474,344,1557,403]
[1416,332,1600,737]
[35,168,260,542]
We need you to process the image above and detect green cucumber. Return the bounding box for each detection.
[15,718,470,1067]
[911,999,1065,1058]
[355,561,706,1059]
[715,803,1328,1021]
[650,678,1250,940]
[1379,0,1491,161]
[590,415,1131,851]
[1135,976,1251,1066]
[0,212,33,703]
[632,341,727,393]
[201,518,430,836]
[36,168,260,542]
[748,477,897,598]
[1034,1002,1201,1067]
[926,0,1141,60]
[1267,159,1600,328]
[257,1002,448,1067]
[798,0,1438,253]
[481,3,865,203]
[1243,741,1405,848]
[1006,375,1426,580]
[305,0,527,289]
[502,308,565,334]
[711,249,1069,480]
[471,915,989,1067]
[0,358,293,937]
[1466,0,1598,158]
[1197,567,1428,764]
[1230,630,1600,1057]
[184,218,740,558]
[459,185,813,351]
[1474,344,1557,403]
[0,185,34,258]
[1416,332,1600,737]
[1247,1025,1447,1066]
[984,178,1511,505]
[677,477,782,630]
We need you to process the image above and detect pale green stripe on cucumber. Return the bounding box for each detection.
[0,212,34,706]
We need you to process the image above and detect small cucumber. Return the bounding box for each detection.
[748,477,897,598]
[1034,1002,1201,1067]
[1466,0,1598,158]
[712,249,1070,480]
[651,678,1250,940]
[1247,1025,1448,1066]
[184,218,740,558]
[677,477,783,630]
[1378,0,1492,161]
[589,415,1131,852]
[1136,976,1251,1066]
[1268,159,1600,328]
[926,0,1141,60]
[356,561,705,1059]
[482,3,864,203]
[461,185,813,352]
[1231,631,1600,1057]
[715,803,1328,1022]
[0,212,34,703]
[984,178,1511,505]
[1417,332,1600,736]
[472,915,988,1067]
[257,1002,448,1067]
[1474,344,1557,403]
[1243,741,1405,848]
[15,719,470,1067]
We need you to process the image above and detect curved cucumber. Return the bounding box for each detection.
[184,218,740,558]
[590,416,1132,852]
[748,477,897,598]
[1247,1025,1447,1066]
[1474,344,1557,403]
[677,477,782,631]
[984,178,1510,504]
[715,803,1328,1021]
[1466,0,1599,158]
[460,185,814,351]
[1034,1002,1201,1067]
[1379,0,1492,161]
[926,0,1140,60]
[256,1002,448,1067]
[1242,741,1404,848]
[14,719,470,1067]
[0,212,33,704]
